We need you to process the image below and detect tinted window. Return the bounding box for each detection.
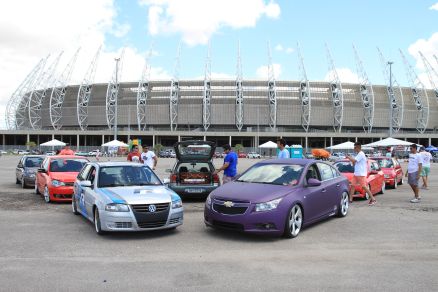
[50,159,88,172]
[376,159,393,168]
[371,162,380,171]
[330,165,340,178]
[98,165,162,188]
[317,163,335,181]
[306,164,320,181]
[25,157,44,167]
[78,164,92,181]
[237,163,304,186]
[334,161,354,173]
[177,162,211,173]
[87,166,96,185]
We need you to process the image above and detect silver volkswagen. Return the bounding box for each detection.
[72,162,183,235]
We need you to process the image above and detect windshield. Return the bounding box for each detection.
[25,157,44,167]
[334,162,354,173]
[50,159,88,172]
[377,159,393,168]
[98,165,162,188]
[237,164,304,186]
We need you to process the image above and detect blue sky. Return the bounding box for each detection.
[1,0,438,128]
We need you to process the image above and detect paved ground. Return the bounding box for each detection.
[0,155,437,291]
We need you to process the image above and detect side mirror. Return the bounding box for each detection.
[162,178,170,184]
[370,170,378,175]
[165,169,172,173]
[307,178,321,187]
[37,168,46,173]
[17,164,24,168]
[79,180,92,187]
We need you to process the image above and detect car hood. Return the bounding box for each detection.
[49,172,79,182]
[97,186,177,205]
[210,181,296,204]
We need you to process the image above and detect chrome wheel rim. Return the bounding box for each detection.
[94,209,100,233]
[72,197,76,213]
[44,187,50,203]
[381,182,385,193]
[341,192,349,216]
[289,205,302,237]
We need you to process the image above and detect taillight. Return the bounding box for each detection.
[213,174,220,184]
[170,174,177,183]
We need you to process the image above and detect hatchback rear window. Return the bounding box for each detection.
[177,162,211,173]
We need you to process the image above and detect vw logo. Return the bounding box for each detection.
[148,204,157,212]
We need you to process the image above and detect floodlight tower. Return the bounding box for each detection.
[28,52,63,129]
[77,46,101,131]
[136,45,153,131]
[325,43,344,132]
[6,58,46,130]
[353,44,375,133]
[106,48,125,133]
[235,41,244,132]
[202,41,212,131]
[169,43,181,131]
[378,47,404,134]
[419,51,438,100]
[297,43,311,132]
[50,49,80,130]
[400,49,429,134]
[267,41,277,130]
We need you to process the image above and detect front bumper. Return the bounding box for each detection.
[168,184,218,196]
[99,207,184,232]
[48,185,74,202]
[22,175,36,186]
[204,202,285,236]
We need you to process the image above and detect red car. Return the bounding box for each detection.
[238,152,247,158]
[334,159,385,199]
[373,157,404,189]
[35,155,89,203]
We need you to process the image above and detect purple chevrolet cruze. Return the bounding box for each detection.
[204,159,350,238]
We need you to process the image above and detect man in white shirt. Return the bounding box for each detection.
[141,145,157,170]
[419,147,432,190]
[347,142,376,205]
[405,144,423,203]
[277,138,290,159]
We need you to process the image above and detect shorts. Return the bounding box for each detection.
[408,172,419,186]
[351,176,367,188]
[420,166,430,177]
[222,175,236,184]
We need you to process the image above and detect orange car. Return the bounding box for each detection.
[35,155,89,203]
[333,159,385,199]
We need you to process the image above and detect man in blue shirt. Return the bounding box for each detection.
[214,144,238,184]
[277,138,290,159]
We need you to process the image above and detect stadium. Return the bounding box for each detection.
[2,47,438,150]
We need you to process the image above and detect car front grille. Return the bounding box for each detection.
[212,220,244,231]
[64,182,74,186]
[131,203,169,213]
[213,204,247,215]
[137,220,167,228]
[114,222,132,229]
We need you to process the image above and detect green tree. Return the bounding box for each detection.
[154,144,164,153]
[234,144,244,153]
[26,141,36,148]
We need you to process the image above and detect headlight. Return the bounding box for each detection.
[255,198,282,212]
[206,195,212,207]
[51,180,65,187]
[105,203,130,212]
[384,174,390,178]
[172,199,183,209]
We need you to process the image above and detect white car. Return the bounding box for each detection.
[73,162,183,234]
[247,152,261,159]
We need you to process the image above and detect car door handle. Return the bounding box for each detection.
[322,188,327,193]
[336,183,340,187]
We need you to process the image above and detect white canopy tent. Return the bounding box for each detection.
[40,139,66,147]
[364,137,413,147]
[258,141,277,148]
[327,141,373,151]
[101,140,129,147]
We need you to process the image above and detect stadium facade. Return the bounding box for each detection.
[2,46,438,149]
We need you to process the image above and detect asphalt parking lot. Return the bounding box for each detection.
[0,155,437,291]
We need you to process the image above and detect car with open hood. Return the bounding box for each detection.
[165,140,220,198]
[72,162,183,234]
[35,155,89,202]
[15,155,45,188]
[204,159,350,238]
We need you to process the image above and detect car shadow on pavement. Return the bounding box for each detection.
[202,226,281,243]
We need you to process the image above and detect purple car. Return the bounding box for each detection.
[204,159,350,238]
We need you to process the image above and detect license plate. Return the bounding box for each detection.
[185,188,204,193]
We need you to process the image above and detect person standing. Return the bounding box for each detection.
[277,138,289,159]
[405,144,423,203]
[127,145,141,163]
[214,144,238,184]
[419,147,432,190]
[347,142,376,205]
[141,145,158,170]
[59,144,75,155]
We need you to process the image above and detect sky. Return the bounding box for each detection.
[1,0,438,129]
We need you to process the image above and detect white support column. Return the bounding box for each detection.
[77,134,80,151]
[229,136,232,146]
[355,137,358,142]
[429,137,432,146]
[178,135,181,142]
[203,136,206,141]
[26,134,30,150]
[52,133,54,140]
[305,137,308,151]
[102,135,105,145]
[330,137,333,147]
[152,135,155,147]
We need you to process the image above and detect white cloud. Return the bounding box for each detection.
[408,32,438,70]
[256,63,282,79]
[275,44,284,51]
[285,47,294,54]
[140,0,281,46]
[274,44,293,54]
[111,23,131,38]
[324,68,359,84]
[430,3,438,10]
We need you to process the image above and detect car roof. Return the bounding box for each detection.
[49,155,88,159]
[259,158,316,165]
[88,161,145,167]
[23,155,45,158]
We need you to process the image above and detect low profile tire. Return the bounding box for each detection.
[399,178,404,185]
[94,208,105,235]
[35,183,40,195]
[337,192,349,217]
[283,204,303,239]
[72,196,79,215]
[43,186,51,203]
[379,182,385,194]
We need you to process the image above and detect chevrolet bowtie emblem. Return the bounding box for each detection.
[223,201,234,207]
